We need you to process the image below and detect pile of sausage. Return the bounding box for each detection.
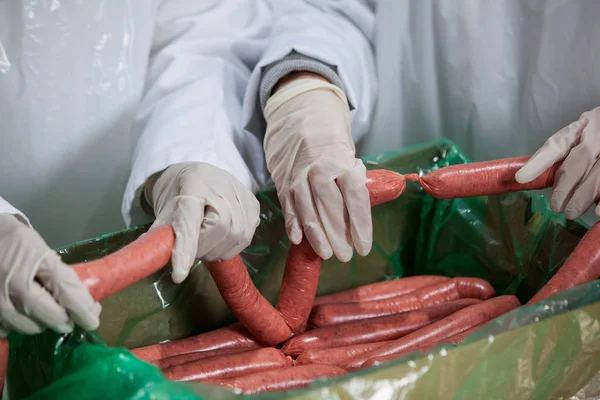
[131,276,522,394]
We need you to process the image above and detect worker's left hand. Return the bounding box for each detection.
[263,74,372,262]
[144,162,260,283]
[516,106,600,219]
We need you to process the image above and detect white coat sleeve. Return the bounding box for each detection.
[0,197,31,227]
[122,1,270,226]
[242,0,377,145]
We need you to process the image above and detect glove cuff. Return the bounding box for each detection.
[264,78,348,121]
[259,52,346,111]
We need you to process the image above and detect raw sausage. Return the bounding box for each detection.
[276,238,323,333]
[405,156,559,199]
[130,323,261,362]
[206,258,293,346]
[74,225,175,300]
[313,276,450,306]
[341,295,520,370]
[295,341,389,366]
[162,348,291,382]
[442,323,486,345]
[154,348,248,370]
[353,296,519,370]
[275,169,408,334]
[209,364,347,394]
[362,323,488,369]
[282,299,481,356]
[527,222,600,305]
[365,169,407,206]
[309,278,495,327]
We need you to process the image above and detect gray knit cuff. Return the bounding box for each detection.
[259,52,348,111]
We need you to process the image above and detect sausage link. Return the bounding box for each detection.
[276,238,323,333]
[313,276,450,306]
[282,299,481,356]
[275,169,407,334]
[362,323,488,369]
[341,295,520,370]
[130,323,261,362]
[366,169,407,206]
[154,347,248,370]
[209,364,347,394]
[206,258,292,346]
[527,222,600,305]
[406,156,559,199]
[295,341,390,366]
[74,225,175,300]
[442,323,486,345]
[162,348,291,382]
[309,278,495,327]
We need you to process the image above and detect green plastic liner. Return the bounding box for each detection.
[7,139,600,400]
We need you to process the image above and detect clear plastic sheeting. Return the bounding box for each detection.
[6,139,600,399]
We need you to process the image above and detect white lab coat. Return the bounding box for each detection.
[364,0,600,163]
[0,0,375,248]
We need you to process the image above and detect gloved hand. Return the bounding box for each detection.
[515,107,600,219]
[0,214,101,337]
[263,74,372,262]
[144,162,260,283]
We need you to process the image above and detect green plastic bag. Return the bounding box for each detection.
[7,139,600,400]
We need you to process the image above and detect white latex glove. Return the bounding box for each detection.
[515,107,600,219]
[144,162,260,283]
[263,75,372,262]
[0,214,101,337]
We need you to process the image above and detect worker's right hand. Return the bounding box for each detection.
[516,107,600,219]
[0,214,101,337]
[144,162,260,284]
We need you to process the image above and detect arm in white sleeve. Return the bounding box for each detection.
[0,197,31,227]
[122,1,271,226]
[243,0,377,144]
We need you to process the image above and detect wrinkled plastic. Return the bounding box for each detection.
[7,139,600,400]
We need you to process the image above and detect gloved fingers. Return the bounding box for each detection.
[515,118,587,184]
[308,167,353,262]
[169,196,205,284]
[0,302,43,335]
[336,161,372,257]
[293,182,333,260]
[149,194,178,231]
[15,281,73,334]
[203,195,247,261]
[551,122,600,213]
[280,191,303,245]
[195,196,232,261]
[564,159,600,219]
[37,252,101,331]
[211,191,261,261]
